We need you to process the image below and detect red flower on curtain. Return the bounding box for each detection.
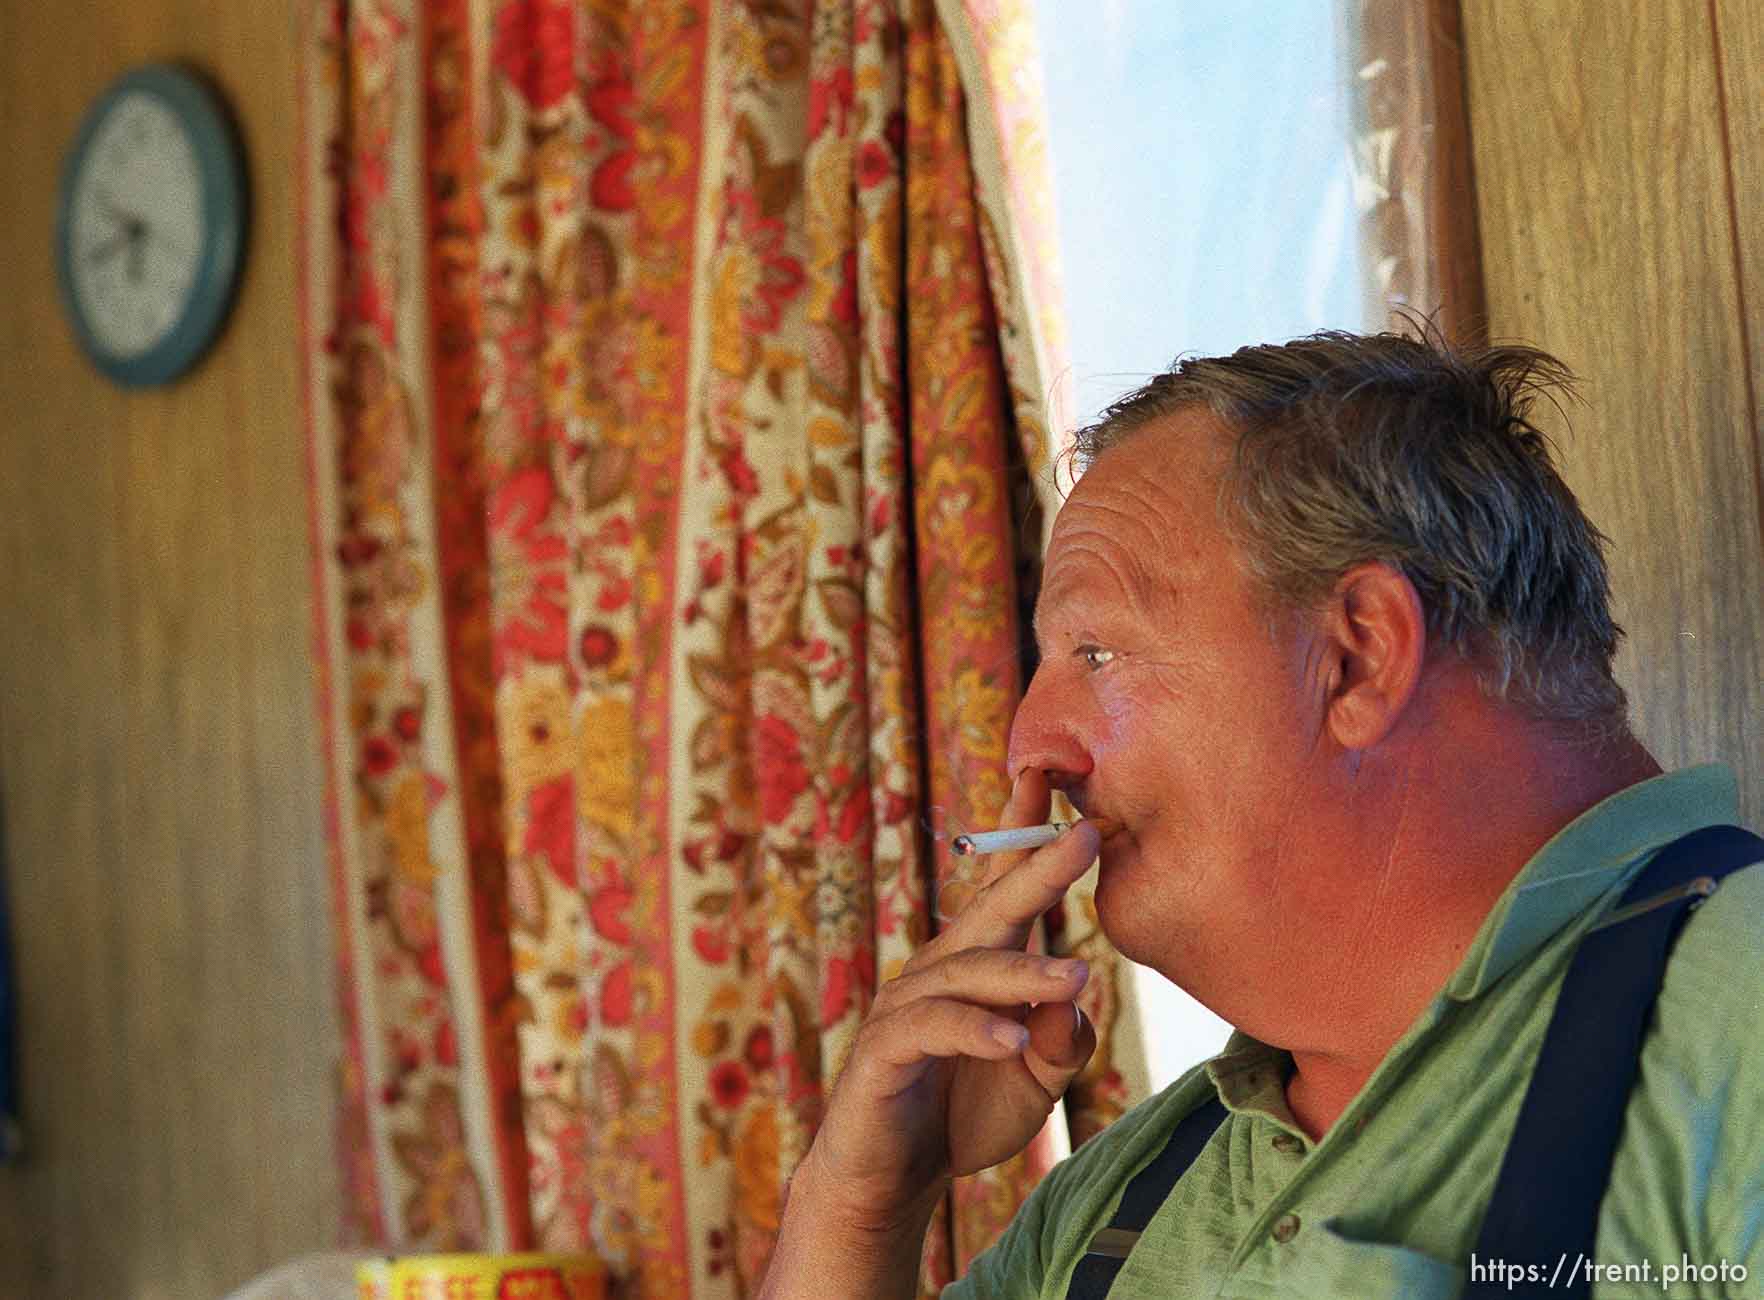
[754,714,810,823]
[708,1061,750,1109]
[814,781,868,844]
[828,249,859,327]
[579,625,619,667]
[587,64,638,212]
[587,885,634,944]
[743,1026,773,1070]
[721,190,806,336]
[491,0,577,111]
[489,466,569,668]
[523,777,577,887]
[363,734,399,776]
[820,951,875,1029]
[808,66,854,137]
[690,925,730,964]
[599,961,634,1027]
[857,139,894,189]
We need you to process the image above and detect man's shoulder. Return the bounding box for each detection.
[1599,850,1764,1267]
[1650,846,1764,1033]
[1613,845,1764,1170]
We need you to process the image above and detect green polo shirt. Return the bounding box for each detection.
[946,765,1764,1298]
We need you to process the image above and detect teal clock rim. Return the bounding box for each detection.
[54,63,248,388]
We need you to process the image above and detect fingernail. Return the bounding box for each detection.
[992,1022,1029,1051]
[1041,957,1086,981]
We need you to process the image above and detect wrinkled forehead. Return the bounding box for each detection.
[1038,422,1228,627]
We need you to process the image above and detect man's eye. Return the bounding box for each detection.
[1078,645,1116,670]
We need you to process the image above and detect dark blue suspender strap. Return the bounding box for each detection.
[1064,1096,1227,1300]
[1465,823,1764,1298]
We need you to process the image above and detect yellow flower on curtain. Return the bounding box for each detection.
[862,210,903,314]
[501,672,573,800]
[965,765,1011,829]
[587,1132,678,1273]
[351,668,388,734]
[577,693,636,838]
[337,338,416,515]
[923,458,999,537]
[629,317,681,406]
[939,532,1007,642]
[734,1104,781,1233]
[551,986,591,1047]
[711,245,763,379]
[691,1017,728,1058]
[386,772,437,886]
[806,414,854,451]
[947,666,1008,762]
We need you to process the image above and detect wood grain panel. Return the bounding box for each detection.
[0,1,339,1295]
[1714,0,1764,571]
[1463,0,1764,826]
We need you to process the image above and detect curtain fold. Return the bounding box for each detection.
[1340,0,1487,343]
[298,0,1137,1293]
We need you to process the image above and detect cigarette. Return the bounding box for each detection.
[951,821,1089,856]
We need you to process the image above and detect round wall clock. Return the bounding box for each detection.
[55,64,248,387]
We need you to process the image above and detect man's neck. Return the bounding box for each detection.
[1272,711,1663,1142]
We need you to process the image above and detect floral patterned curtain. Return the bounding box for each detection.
[297,0,1135,1294]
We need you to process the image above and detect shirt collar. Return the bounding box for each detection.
[1444,763,1739,1000]
[1206,1032,1304,1133]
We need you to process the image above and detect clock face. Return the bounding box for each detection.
[66,91,208,361]
[56,64,247,386]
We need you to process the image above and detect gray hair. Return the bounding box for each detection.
[1070,328,1627,731]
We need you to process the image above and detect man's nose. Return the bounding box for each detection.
[1006,664,1093,787]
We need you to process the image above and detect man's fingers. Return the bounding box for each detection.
[1002,766,1050,830]
[876,948,1089,1017]
[1022,999,1098,1099]
[853,998,1031,1077]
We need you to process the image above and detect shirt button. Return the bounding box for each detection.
[1271,1133,1303,1154]
[1271,1213,1301,1243]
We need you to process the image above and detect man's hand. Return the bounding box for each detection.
[760,770,1100,1299]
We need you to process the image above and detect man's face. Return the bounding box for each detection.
[1008,410,1335,990]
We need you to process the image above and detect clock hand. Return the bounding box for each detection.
[95,189,148,242]
[85,231,130,265]
[126,232,146,286]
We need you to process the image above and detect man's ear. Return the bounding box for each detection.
[1318,562,1426,750]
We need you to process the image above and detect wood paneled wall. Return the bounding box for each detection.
[1463,1,1764,826]
[1,2,1761,1295]
[0,2,339,1297]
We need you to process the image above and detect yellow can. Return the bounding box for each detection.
[356,1253,607,1300]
